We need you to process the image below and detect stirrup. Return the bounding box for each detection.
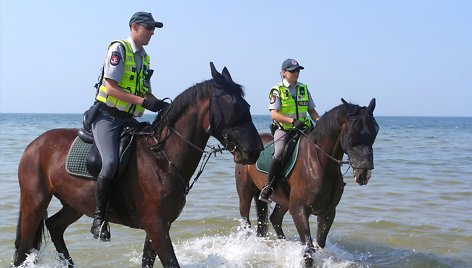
[92,220,111,241]
[98,221,111,241]
[258,186,273,203]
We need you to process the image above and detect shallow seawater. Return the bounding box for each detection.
[0,114,471,267]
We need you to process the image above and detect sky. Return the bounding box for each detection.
[1,1,471,116]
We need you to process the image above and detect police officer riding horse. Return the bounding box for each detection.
[83,12,168,241]
[259,59,320,202]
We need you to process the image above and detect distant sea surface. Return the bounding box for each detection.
[0,113,471,267]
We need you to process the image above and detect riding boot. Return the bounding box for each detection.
[91,176,112,241]
[259,159,283,203]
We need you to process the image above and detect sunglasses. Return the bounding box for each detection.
[287,69,300,73]
[141,23,155,31]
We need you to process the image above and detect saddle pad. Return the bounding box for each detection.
[66,137,95,179]
[256,138,300,177]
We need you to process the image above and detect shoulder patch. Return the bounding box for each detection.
[270,87,280,96]
[110,51,121,66]
[270,94,277,104]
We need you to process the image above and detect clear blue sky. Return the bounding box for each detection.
[1,1,471,116]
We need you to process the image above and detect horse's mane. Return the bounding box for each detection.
[312,103,348,142]
[152,78,244,131]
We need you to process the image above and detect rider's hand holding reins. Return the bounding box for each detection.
[143,96,165,112]
[292,119,305,130]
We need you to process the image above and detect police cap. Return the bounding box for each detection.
[129,12,163,28]
[282,59,304,71]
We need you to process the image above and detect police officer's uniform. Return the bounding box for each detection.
[92,37,147,180]
[269,79,316,162]
[89,11,164,242]
[259,58,317,203]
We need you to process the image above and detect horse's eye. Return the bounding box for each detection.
[350,118,362,131]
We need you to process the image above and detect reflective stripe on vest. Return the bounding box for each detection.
[96,40,150,117]
[270,83,312,130]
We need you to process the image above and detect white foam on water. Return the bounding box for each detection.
[10,249,73,268]
[172,221,361,268]
[10,222,362,268]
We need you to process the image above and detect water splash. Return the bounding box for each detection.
[172,220,360,268]
[11,250,72,268]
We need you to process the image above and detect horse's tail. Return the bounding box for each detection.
[14,210,21,253]
[14,209,48,256]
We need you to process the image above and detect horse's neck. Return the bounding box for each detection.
[160,109,211,180]
[311,125,344,162]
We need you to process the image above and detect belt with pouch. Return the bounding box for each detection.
[98,103,133,118]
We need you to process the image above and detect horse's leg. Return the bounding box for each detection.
[237,188,252,229]
[290,205,315,267]
[254,197,269,237]
[14,188,52,266]
[316,209,336,248]
[269,204,288,239]
[144,219,179,267]
[142,235,157,268]
[235,164,255,229]
[45,205,83,267]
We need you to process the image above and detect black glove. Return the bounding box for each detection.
[142,96,164,112]
[292,119,305,130]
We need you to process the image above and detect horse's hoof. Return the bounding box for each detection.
[303,254,314,267]
[303,248,315,267]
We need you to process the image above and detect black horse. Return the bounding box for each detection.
[14,63,263,267]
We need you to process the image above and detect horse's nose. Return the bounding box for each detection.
[248,151,260,163]
[353,169,372,185]
[234,150,260,165]
[348,146,374,169]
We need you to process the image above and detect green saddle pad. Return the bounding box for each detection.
[256,138,300,177]
[66,137,95,179]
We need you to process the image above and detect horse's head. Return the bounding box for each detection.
[208,62,263,164]
[340,98,379,185]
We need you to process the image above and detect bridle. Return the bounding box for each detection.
[297,129,350,166]
[142,91,245,194]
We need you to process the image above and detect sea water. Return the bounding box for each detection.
[0,114,471,267]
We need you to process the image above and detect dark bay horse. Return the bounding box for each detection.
[14,62,263,267]
[235,98,379,267]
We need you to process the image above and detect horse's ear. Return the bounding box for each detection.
[367,98,376,114]
[341,98,358,115]
[210,62,218,77]
[210,62,225,87]
[222,67,234,83]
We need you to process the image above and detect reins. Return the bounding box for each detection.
[267,128,351,174]
[139,123,227,195]
[167,127,227,193]
[298,129,350,166]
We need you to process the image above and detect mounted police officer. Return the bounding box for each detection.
[259,59,320,203]
[89,11,166,241]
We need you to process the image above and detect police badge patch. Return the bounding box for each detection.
[110,51,121,66]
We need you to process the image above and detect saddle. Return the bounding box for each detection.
[66,123,148,179]
[256,131,301,178]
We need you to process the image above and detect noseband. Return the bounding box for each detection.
[221,131,238,153]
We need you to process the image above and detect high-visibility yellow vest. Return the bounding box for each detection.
[96,40,150,117]
[270,83,312,130]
